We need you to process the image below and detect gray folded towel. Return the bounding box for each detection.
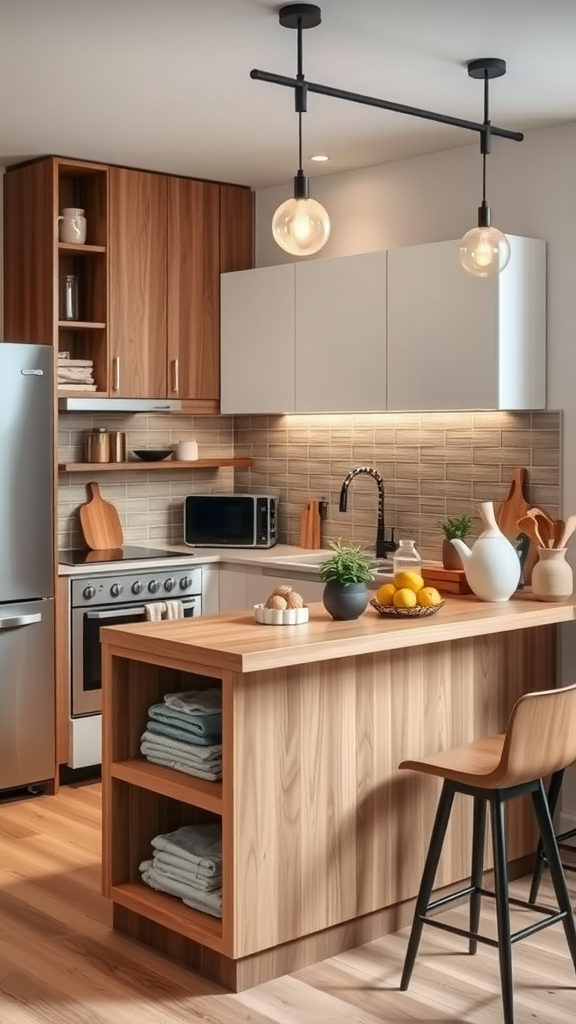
[146,718,220,746]
[141,749,221,782]
[149,847,220,881]
[164,688,222,715]
[140,855,222,892]
[140,861,222,918]
[141,729,222,763]
[148,703,222,740]
[151,824,222,875]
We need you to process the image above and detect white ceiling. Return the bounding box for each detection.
[1,0,575,190]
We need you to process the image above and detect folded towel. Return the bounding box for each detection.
[163,599,185,620]
[151,848,222,885]
[145,601,166,622]
[164,688,222,715]
[140,861,222,918]
[148,703,222,740]
[146,720,219,747]
[141,749,222,782]
[150,824,221,874]
[141,730,222,763]
[140,855,222,892]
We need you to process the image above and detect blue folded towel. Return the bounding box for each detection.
[148,702,222,740]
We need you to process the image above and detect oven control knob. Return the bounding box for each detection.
[132,580,143,595]
[164,577,176,592]
[110,583,123,598]
[83,585,96,600]
[179,576,193,590]
[148,579,161,594]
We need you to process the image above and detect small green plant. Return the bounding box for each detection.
[437,514,473,540]
[319,539,375,585]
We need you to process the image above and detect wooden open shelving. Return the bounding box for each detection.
[58,457,253,472]
[111,758,223,812]
[111,880,224,949]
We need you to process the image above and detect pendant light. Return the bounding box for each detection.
[459,58,511,278]
[271,4,330,256]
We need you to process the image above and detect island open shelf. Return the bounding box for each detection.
[101,594,576,992]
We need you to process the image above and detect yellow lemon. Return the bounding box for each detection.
[417,586,442,607]
[392,587,417,609]
[376,582,397,606]
[394,570,425,593]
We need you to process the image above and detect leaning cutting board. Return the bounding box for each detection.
[79,481,124,550]
[496,467,537,584]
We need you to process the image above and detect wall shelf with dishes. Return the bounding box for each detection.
[57,458,253,473]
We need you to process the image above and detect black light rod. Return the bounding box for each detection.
[250,68,524,143]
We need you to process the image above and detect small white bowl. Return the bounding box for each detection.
[254,604,309,625]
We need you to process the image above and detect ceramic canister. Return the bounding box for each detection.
[58,207,87,244]
[531,547,574,602]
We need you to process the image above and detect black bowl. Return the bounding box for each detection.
[132,448,173,462]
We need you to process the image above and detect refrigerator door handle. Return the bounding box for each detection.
[0,612,42,629]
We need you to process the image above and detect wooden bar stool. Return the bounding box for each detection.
[529,768,576,903]
[399,683,576,1024]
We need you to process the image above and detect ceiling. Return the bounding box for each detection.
[1,0,575,190]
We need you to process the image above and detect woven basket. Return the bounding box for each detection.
[369,598,444,618]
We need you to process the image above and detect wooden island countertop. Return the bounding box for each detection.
[101,593,576,992]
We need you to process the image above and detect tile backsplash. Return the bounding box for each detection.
[58,409,561,561]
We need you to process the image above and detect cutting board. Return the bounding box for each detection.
[496,467,537,584]
[421,565,472,595]
[299,500,321,549]
[79,481,124,551]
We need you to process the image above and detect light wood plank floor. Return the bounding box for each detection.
[1,782,575,1023]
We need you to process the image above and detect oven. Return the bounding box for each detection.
[70,566,203,719]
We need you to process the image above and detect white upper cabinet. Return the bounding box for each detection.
[295,252,387,412]
[220,264,295,414]
[386,236,546,411]
[220,252,387,415]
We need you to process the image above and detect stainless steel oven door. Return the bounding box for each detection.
[71,595,202,718]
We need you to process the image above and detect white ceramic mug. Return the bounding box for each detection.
[58,207,87,244]
[175,439,199,461]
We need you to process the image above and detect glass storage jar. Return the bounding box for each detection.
[393,539,422,577]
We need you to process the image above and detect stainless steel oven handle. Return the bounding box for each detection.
[0,612,42,629]
[86,607,147,620]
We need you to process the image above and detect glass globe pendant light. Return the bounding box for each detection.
[459,58,510,278]
[271,4,330,256]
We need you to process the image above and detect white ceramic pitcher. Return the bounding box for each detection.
[451,501,521,602]
[58,207,87,244]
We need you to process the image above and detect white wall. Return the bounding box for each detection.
[256,121,576,832]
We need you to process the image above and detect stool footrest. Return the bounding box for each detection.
[419,890,567,949]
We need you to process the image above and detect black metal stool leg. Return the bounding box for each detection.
[489,794,514,1024]
[529,769,564,904]
[469,796,486,954]
[532,780,576,971]
[400,781,455,991]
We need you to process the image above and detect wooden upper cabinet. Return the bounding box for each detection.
[109,167,167,398]
[220,184,254,274]
[167,177,220,401]
[4,159,54,346]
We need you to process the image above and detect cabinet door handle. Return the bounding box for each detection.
[171,359,179,394]
[112,356,120,392]
[0,613,42,629]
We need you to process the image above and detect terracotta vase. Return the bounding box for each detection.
[442,538,463,570]
[531,547,573,602]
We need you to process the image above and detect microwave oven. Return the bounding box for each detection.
[184,494,277,548]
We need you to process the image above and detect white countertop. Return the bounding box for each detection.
[57,544,333,577]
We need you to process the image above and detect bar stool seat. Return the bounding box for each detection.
[399,683,576,1024]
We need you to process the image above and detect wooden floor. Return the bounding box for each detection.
[1,783,575,1024]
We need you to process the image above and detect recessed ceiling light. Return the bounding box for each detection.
[310,154,329,162]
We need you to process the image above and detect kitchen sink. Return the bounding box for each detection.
[270,552,394,573]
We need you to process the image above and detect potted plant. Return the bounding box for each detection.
[319,539,375,620]
[437,514,474,570]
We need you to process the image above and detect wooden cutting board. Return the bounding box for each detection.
[496,467,537,584]
[299,500,321,549]
[79,481,124,550]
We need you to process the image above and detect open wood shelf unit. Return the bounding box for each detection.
[58,458,253,472]
[111,880,224,949]
[111,758,223,812]
[58,242,106,254]
[58,320,107,330]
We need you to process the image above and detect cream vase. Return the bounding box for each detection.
[531,547,573,602]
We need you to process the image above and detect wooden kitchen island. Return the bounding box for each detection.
[101,594,576,991]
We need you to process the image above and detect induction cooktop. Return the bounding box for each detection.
[58,546,190,566]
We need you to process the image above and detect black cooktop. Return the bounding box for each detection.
[59,546,189,566]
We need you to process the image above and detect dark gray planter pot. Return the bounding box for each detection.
[322,582,369,621]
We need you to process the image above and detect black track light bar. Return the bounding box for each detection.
[249,68,524,144]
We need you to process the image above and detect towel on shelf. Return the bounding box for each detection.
[140,854,221,892]
[146,719,220,747]
[151,848,222,885]
[163,599,185,620]
[148,702,222,740]
[139,860,222,918]
[164,688,222,716]
[150,823,222,874]
[140,730,222,764]
[145,602,166,622]
[141,751,221,782]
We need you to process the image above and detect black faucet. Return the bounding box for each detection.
[339,466,396,559]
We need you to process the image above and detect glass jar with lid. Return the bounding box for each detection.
[393,539,422,578]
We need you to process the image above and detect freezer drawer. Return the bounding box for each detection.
[0,599,55,791]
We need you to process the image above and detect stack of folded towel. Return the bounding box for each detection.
[140,687,222,781]
[139,822,222,918]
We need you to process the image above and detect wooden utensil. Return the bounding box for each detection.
[558,515,576,550]
[496,468,531,541]
[517,514,545,550]
[527,509,554,549]
[300,500,322,549]
[79,481,124,551]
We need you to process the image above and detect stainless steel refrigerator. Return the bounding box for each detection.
[0,342,55,792]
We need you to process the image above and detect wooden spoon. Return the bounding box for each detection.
[517,513,545,550]
[528,510,554,549]
[558,515,576,550]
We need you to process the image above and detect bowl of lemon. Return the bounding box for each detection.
[370,570,444,618]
